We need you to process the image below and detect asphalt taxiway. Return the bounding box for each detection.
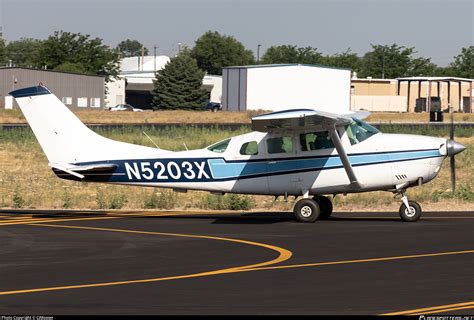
[0,210,472,315]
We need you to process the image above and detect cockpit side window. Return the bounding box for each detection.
[207,138,231,153]
[300,131,334,151]
[267,136,293,154]
[346,118,379,145]
[240,141,259,155]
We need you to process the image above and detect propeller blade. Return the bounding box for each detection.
[450,155,456,191]
[450,109,454,140]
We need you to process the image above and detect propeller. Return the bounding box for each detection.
[447,104,467,191]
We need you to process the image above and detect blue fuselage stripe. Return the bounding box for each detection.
[59,149,443,183]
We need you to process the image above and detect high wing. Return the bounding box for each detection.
[251,109,366,189]
[251,109,352,132]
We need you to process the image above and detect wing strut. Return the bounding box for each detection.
[328,127,361,188]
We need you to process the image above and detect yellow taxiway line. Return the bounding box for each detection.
[0,222,292,296]
[383,301,474,315]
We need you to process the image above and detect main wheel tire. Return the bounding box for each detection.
[294,198,320,223]
[315,195,333,220]
[399,200,422,222]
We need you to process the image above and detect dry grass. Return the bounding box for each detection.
[1,108,474,124]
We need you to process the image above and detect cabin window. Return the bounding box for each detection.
[207,138,231,153]
[267,136,293,154]
[240,141,258,155]
[300,131,334,151]
[346,118,379,145]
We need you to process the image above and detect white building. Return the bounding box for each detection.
[105,55,222,109]
[222,64,352,113]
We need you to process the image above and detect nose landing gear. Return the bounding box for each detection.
[397,191,422,222]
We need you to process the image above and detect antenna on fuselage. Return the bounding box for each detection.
[142,131,160,149]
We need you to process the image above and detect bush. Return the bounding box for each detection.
[226,194,255,210]
[199,194,255,210]
[62,190,72,209]
[143,191,176,209]
[108,194,128,209]
[95,188,107,209]
[13,187,25,208]
[431,184,474,202]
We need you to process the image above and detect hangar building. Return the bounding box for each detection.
[108,56,222,109]
[222,64,351,113]
[0,67,105,109]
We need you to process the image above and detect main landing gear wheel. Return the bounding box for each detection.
[315,195,333,220]
[294,198,320,223]
[399,200,422,222]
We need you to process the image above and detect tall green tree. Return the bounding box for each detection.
[152,51,208,110]
[37,31,120,83]
[0,39,5,65]
[321,49,361,71]
[261,45,323,65]
[117,39,149,58]
[5,38,43,67]
[359,44,435,78]
[449,46,474,78]
[190,31,254,75]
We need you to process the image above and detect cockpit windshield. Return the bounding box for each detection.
[346,118,379,145]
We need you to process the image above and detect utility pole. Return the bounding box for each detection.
[257,44,262,64]
[381,49,385,79]
[154,45,157,72]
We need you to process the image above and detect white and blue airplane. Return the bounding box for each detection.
[9,85,466,222]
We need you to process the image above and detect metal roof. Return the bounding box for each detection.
[223,63,351,71]
[396,76,474,82]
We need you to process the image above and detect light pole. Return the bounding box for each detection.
[381,49,385,79]
[154,45,157,72]
[257,44,262,64]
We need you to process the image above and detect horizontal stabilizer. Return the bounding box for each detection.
[49,162,118,179]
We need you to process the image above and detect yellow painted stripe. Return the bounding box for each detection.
[0,223,292,296]
[245,249,474,273]
[0,218,61,225]
[0,210,243,227]
[419,305,474,315]
[383,301,474,315]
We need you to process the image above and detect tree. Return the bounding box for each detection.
[37,31,120,84]
[117,39,149,58]
[261,45,323,65]
[152,51,208,110]
[54,62,88,74]
[190,31,254,75]
[450,46,474,78]
[321,49,361,71]
[5,38,43,67]
[0,39,5,65]
[359,44,435,78]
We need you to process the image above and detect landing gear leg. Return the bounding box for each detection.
[397,190,422,222]
[314,195,333,220]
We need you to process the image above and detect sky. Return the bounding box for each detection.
[0,0,473,66]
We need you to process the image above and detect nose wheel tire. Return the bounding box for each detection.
[315,195,333,219]
[294,198,320,223]
[399,200,422,222]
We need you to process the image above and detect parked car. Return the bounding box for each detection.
[109,104,143,112]
[205,101,222,112]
